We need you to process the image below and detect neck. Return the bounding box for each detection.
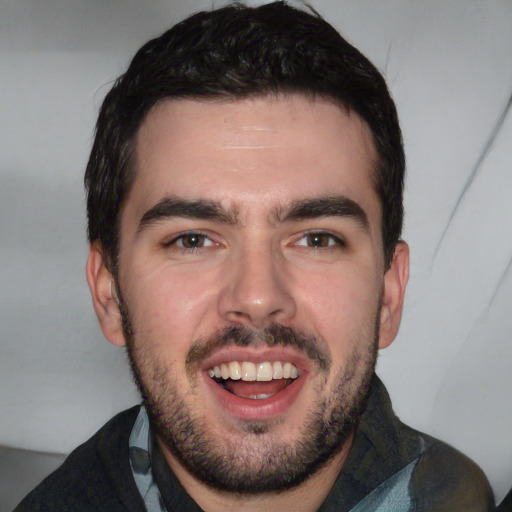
[158,431,354,512]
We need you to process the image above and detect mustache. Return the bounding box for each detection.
[186,323,331,372]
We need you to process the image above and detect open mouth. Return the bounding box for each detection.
[207,361,300,400]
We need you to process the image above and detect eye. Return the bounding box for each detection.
[165,232,216,250]
[295,232,344,248]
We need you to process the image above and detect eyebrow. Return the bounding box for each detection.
[137,197,238,233]
[136,194,369,234]
[276,195,369,230]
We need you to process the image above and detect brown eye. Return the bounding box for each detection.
[163,231,217,253]
[294,232,344,249]
[306,233,331,247]
[179,233,207,248]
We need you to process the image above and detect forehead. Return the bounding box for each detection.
[127,94,379,224]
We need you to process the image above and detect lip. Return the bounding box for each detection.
[203,369,307,421]
[198,346,312,421]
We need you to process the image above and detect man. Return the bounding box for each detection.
[16,2,495,511]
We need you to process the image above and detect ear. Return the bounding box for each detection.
[86,243,126,347]
[378,241,409,350]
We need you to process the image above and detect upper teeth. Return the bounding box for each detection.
[208,361,299,381]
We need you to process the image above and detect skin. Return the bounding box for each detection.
[87,94,409,512]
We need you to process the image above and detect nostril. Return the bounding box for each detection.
[217,274,297,327]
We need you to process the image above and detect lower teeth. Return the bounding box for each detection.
[213,377,297,399]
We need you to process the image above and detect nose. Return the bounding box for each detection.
[218,243,297,329]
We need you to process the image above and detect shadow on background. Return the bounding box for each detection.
[0,446,66,511]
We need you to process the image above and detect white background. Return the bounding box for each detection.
[1,0,511,503]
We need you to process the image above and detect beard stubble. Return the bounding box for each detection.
[118,294,379,494]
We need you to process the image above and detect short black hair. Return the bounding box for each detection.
[85,1,405,271]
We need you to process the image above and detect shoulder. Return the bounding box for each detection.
[356,377,495,510]
[14,406,144,512]
[407,428,496,511]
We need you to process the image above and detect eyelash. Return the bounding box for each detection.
[163,231,216,252]
[162,230,345,253]
[294,231,345,249]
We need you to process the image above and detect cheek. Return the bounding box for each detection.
[296,265,381,350]
[122,265,219,355]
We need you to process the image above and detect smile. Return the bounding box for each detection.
[206,360,302,403]
[199,344,312,420]
[208,360,300,382]
[207,360,300,400]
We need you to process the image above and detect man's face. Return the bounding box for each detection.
[91,94,407,492]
